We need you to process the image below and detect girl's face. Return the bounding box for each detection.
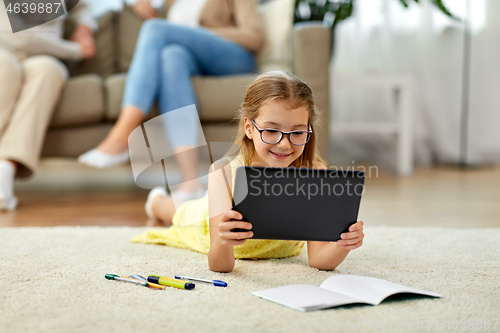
[244,100,310,168]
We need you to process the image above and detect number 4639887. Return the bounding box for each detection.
[6,2,63,14]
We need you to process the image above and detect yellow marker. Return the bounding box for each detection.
[148,275,195,290]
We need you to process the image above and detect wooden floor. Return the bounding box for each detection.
[1,159,499,228]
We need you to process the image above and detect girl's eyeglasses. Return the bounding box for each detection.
[251,119,312,146]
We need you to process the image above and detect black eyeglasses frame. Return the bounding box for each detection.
[250,119,312,146]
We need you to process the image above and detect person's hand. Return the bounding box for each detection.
[76,38,96,59]
[71,24,93,43]
[218,210,253,247]
[133,0,157,20]
[71,25,96,60]
[337,220,364,250]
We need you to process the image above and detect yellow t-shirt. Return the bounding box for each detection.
[131,154,305,259]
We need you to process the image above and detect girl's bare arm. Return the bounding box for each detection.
[307,221,364,270]
[208,160,235,272]
[207,159,253,272]
[307,241,350,271]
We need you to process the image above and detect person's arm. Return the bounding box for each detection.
[0,32,82,60]
[307,221,364,270]
[2,3,96,60]
[207,159,253,272]
[207,0,265,53]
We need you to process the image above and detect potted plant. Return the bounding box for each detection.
[294,0,457,30]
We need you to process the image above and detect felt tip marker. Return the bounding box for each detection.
[174,275,227,287]
[148,275,195,290]
[105,274,163,289]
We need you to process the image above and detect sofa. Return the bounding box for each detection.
[41,5,331,159]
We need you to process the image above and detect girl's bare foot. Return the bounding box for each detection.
[145,187,174,226]
[151,195,175,226]
[145,185,206,226]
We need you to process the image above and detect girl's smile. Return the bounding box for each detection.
[269,151,292,159]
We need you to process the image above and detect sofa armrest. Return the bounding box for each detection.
[292,22,331,158]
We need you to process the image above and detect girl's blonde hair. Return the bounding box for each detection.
[231,71,325,168]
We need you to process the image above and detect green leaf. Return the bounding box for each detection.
[430,0,460,21]
[332,0,354,28]
[398,0,409,8]
[293,0,460,28]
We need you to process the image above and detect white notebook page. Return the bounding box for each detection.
[251,284,364,311]
[320,275,441,305]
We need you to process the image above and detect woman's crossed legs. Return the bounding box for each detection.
[79,20,256,217]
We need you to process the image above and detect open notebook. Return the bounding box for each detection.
[251,275,441,312]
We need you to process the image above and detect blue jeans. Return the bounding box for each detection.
[122,19,257,148]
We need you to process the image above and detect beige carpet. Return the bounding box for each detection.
[0,226,498,333]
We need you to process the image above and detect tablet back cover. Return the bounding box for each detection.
[232,167,365,242]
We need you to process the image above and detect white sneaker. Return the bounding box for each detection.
[78,149,129,169]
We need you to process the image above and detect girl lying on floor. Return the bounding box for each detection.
[132,71,364,272]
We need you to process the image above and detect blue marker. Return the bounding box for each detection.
[174,275,227,287]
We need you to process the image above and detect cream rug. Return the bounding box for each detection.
[0,226,498,333]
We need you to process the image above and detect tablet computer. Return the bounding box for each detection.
[231,166,365,242]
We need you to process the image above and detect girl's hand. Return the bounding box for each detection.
[337,221,364,250]
[218,210,253,247]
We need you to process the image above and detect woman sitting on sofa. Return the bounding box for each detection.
[79,0,264,205]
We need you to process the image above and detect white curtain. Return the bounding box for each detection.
[330,0,499,168]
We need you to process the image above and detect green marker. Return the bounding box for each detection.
[148,274,195,290]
